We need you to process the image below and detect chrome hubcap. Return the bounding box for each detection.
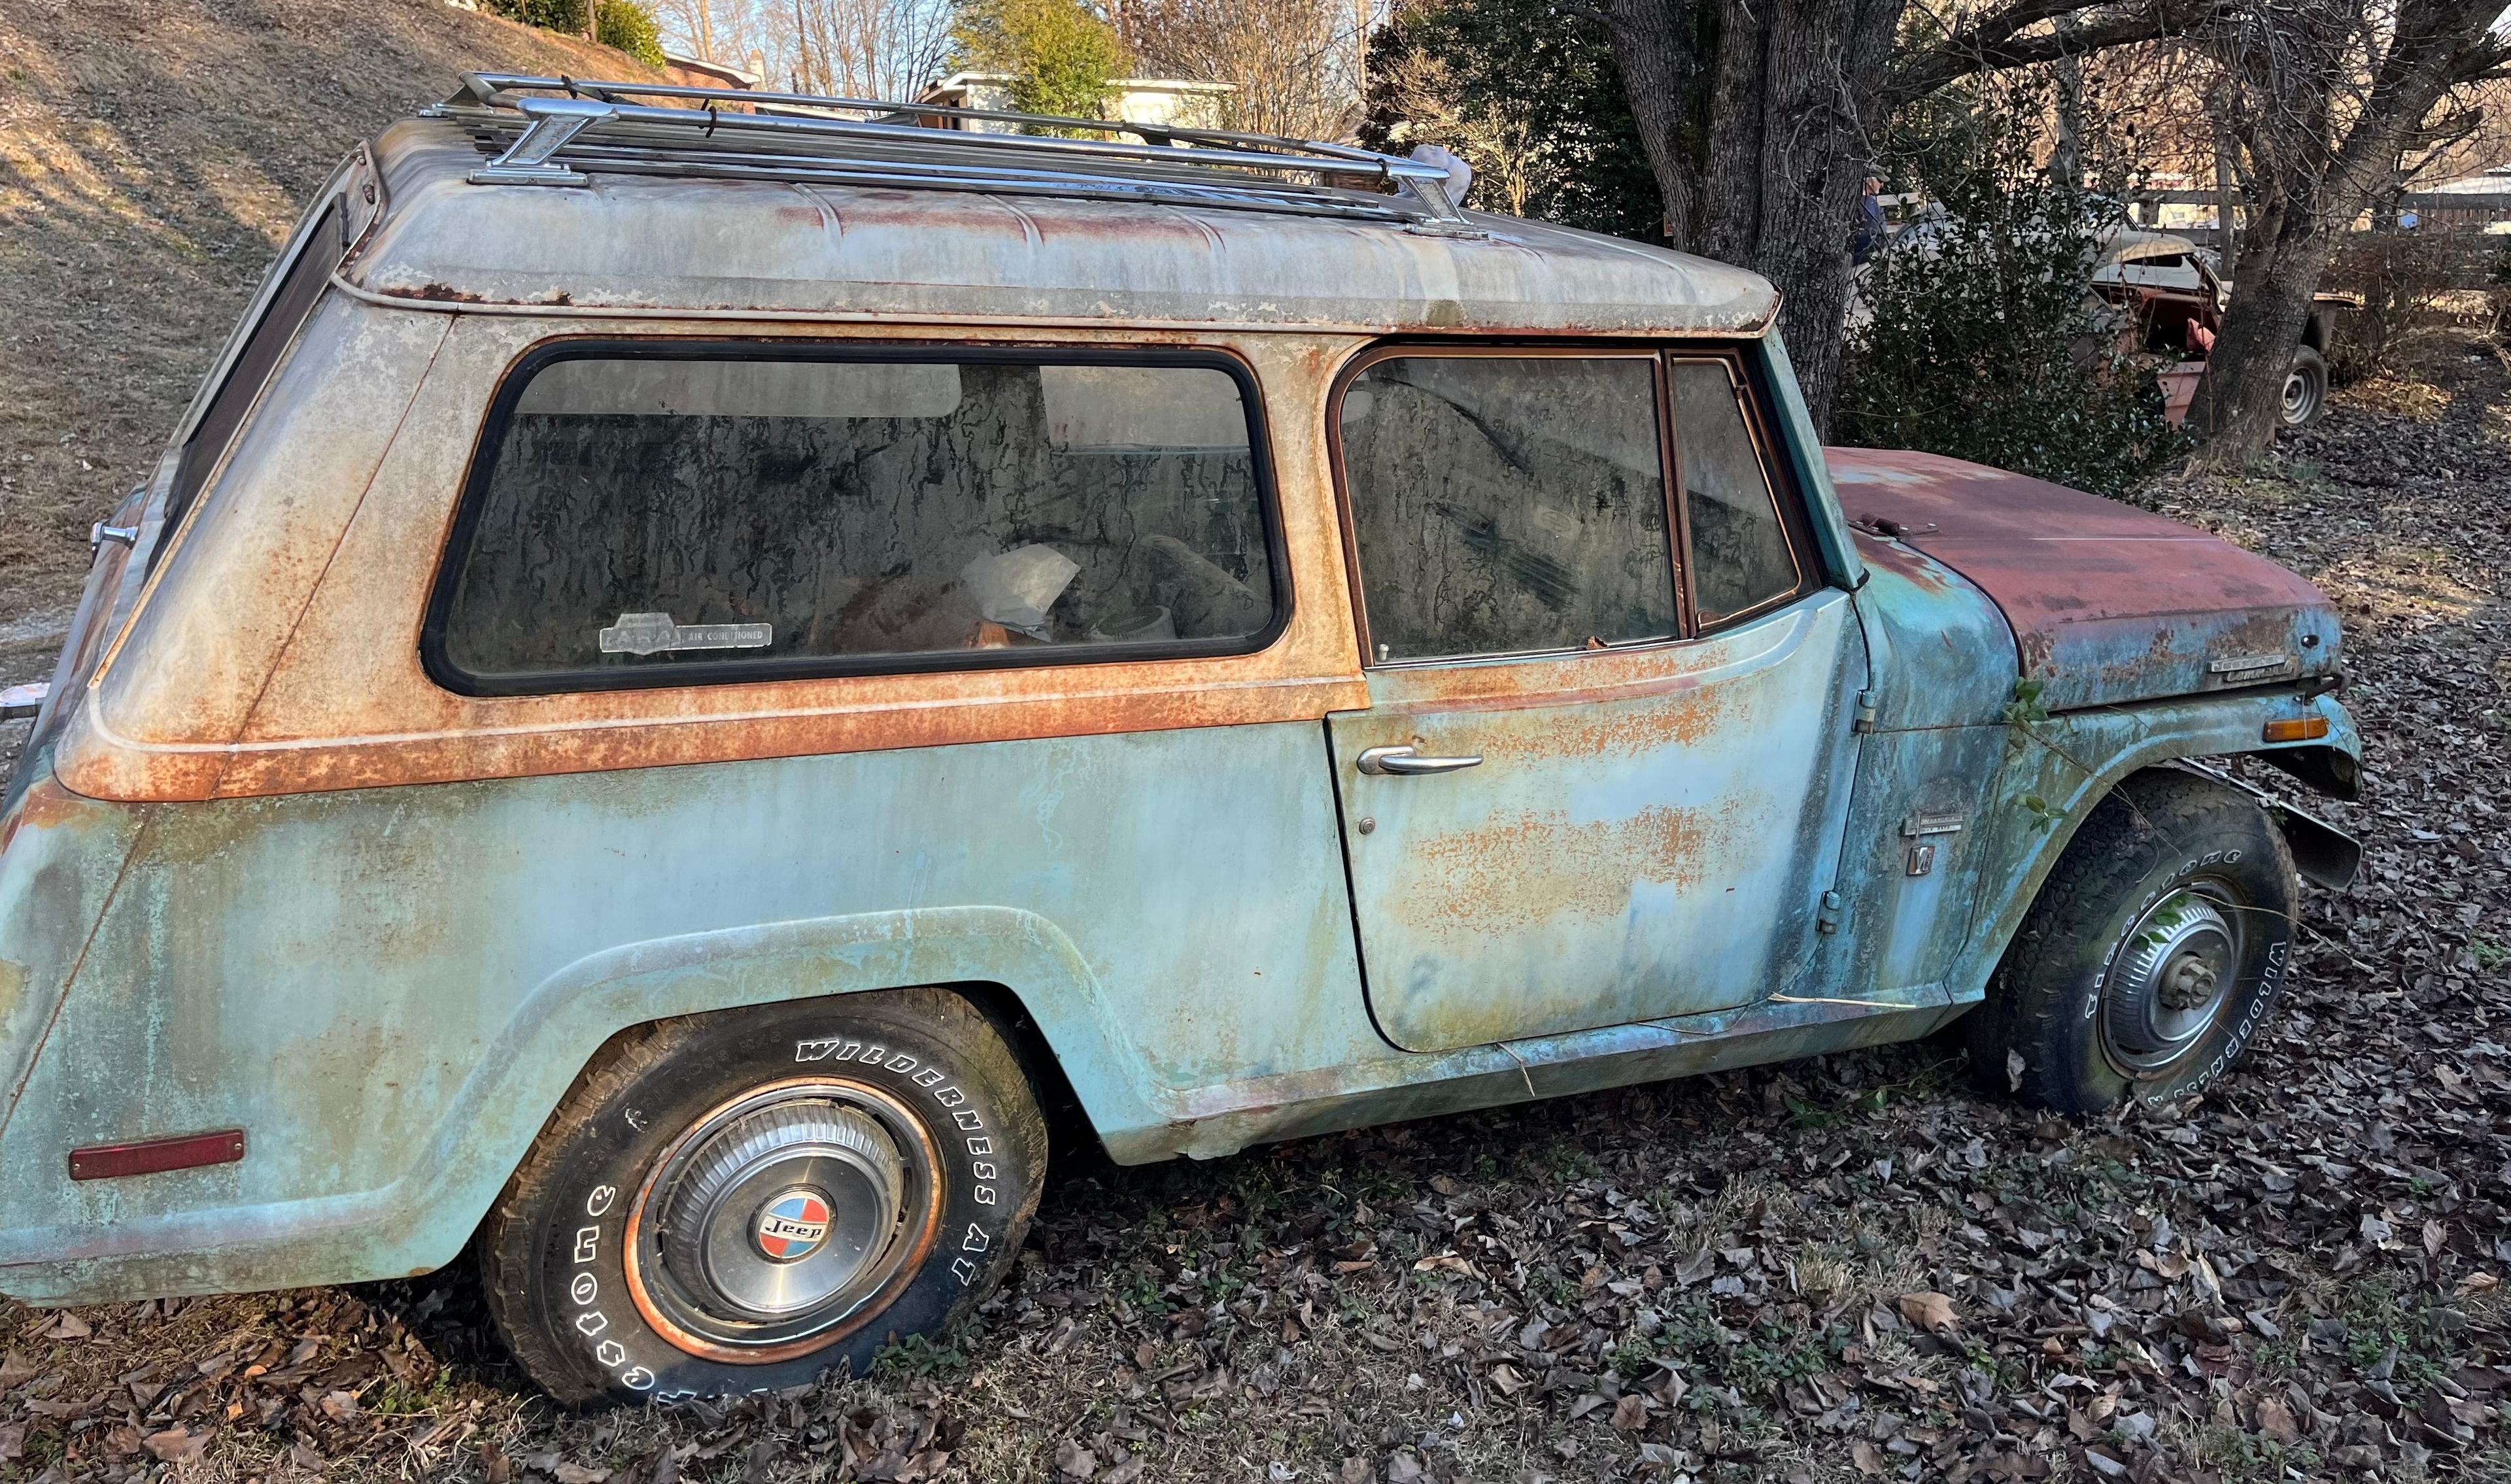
[2103,887,2241,1075]
[635,1085,929,1351]
[2281,369,2314,422]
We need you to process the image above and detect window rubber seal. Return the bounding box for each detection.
[417,338,1295,698]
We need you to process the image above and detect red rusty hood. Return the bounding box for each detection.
[1824,448,2341,712]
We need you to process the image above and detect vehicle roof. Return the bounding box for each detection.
[2099,228,2204,264]
[344,118,1781,337]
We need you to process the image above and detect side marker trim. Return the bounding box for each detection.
[69,1129,247,1181]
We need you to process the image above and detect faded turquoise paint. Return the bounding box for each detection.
[0,720,1372,1300]
[0,766,145,1143]
[1845,531,2020,732]
[0,677,2363,1305]
[1330,590,1866,1051]
[0,381,2372,1309]
[1941,686,2361,1003]
[1753,335,1865,590]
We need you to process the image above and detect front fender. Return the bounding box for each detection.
[1948,686,2359,1005]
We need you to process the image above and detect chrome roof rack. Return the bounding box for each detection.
[424,73,1474,231]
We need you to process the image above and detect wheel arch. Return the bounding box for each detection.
[1945,688,2356,1011]
[435,909,1138,1262]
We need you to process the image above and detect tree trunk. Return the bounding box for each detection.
[1603,0,1902,432]
[2182,222,2334,451]
[2185,0,2508,462]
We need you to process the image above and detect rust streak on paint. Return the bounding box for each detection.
[1398,802,1724,933]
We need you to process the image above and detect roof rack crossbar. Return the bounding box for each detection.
[434,72,1474,228]
[524,150,1416,220]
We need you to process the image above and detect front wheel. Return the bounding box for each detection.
[481,989,1047,1404]
[1968,769,2300,1116]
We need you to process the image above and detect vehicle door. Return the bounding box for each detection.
[1327,348,1864,1054]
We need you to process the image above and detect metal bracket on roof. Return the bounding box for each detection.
[1398,174,1482,238]
[468,96,615,186]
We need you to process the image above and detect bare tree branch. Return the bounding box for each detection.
[1887,0,2225,107]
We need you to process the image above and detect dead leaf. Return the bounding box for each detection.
[1897,1290,1958,1334]
[2255,1395,2301,1445]
[41,1311,90,1341]
[1611,1393,1649,1431]
[1851,1439,1886,1476]
[1055,1438,1098,1479]
[143,1428,207,1465]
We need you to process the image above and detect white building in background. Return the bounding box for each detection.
[918,73,1235,132]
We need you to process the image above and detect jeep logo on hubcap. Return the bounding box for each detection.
[752,1189,833,1262]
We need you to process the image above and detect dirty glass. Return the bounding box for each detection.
[1338,356,1677,662]
[160,195,346,560]
[1670,360,1800,625]
[434,354,1276,687]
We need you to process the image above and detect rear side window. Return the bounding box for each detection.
[160,195,345,559]
[1337,354,1677,662]
[426,346,1284,694]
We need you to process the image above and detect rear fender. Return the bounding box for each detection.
[0,907,1129,1305]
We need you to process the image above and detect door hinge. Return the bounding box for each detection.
[1853,688,1879,734]
[1816,889,1845,934]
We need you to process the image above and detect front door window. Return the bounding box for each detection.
[1339,354,1678,661]
[1325,345,1860,1053]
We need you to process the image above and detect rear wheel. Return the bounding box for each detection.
[482,990,1046,1404]
[1968,769,2299,1116]
[2280,346,2328,428]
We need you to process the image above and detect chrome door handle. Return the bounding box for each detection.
[1356,744,1483,776]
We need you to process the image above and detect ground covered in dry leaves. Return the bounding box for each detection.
[1,341,2504,1484]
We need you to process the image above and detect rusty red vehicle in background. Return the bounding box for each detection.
[0,73,2362,1406]
[2092,228,2355,428]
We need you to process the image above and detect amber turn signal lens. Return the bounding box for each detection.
[2263,715,2330,743]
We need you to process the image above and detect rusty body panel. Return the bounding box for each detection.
[1827,448,2342,712]
[54,317,1373,803]
[0,115,2367,1309]
[1331,590,1864,1051]
[352,120,1779,337]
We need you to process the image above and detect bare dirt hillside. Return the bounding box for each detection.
[0,0,650,661]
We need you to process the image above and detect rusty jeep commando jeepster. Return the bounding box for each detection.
[0,74,2363,1404]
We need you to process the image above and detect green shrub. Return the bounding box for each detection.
[1839,82,2181,497]
[479,0,587,34]
[1357,0,1661,238]
[951,0,1129,122]
[594,0,666,66]
[479,0,664,67]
